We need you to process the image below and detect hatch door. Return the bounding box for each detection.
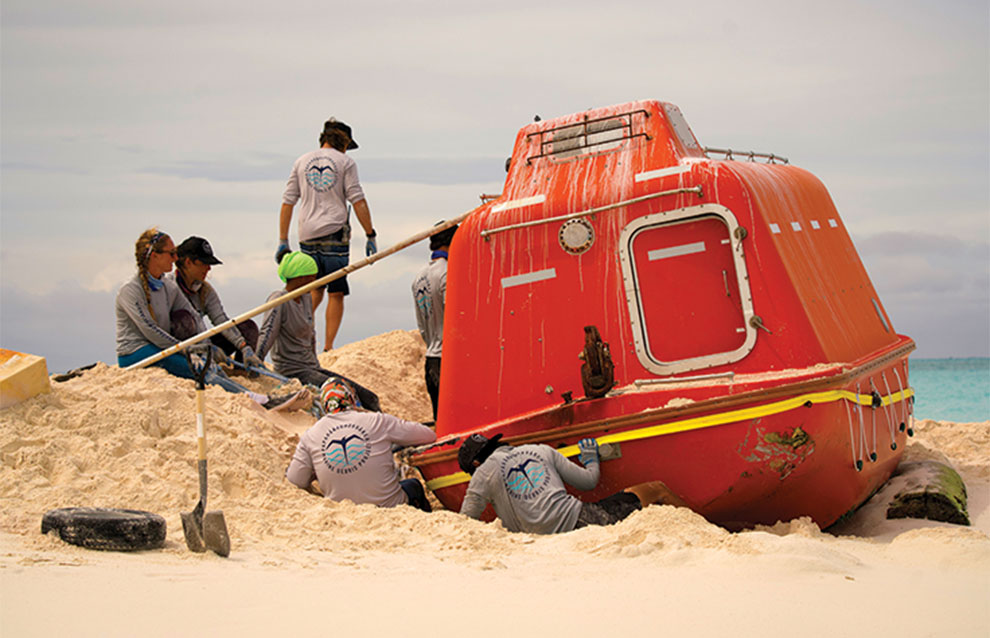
[620,205,756,375]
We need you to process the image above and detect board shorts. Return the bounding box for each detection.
[574,492,642,528]
[300,227,350,295]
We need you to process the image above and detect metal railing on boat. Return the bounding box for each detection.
[703,147,789,164]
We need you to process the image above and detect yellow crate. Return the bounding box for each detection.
[0,348,51,409]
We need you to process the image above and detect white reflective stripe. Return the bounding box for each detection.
[647,241,706,261]
[501,268,557,288]
[720,239,730,245]
[736,327,746,333]
[828,219,838,228]
[810,220,821,229]
[196,414,205,438]
[791,222,802,231]
[769,223,781,234]
[491,194,546,213]
[634,165,690,183]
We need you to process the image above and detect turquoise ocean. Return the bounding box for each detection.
[910,358,989,423]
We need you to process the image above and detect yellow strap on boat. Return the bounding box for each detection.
[424,387,913,491]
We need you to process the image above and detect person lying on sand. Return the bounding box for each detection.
[255,251,380,411]
[115,228,309,411]
[285,376,436,511]
[457,434,684,534]
[166,236,263,368]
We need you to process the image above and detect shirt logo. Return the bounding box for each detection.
[413,281,432,315]
[500,449,549,501]
[320,423,369,474]
[305,156,338,192]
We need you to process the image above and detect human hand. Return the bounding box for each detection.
[275,240,291,264]
[241,345,263,368]
[211,346,232,367]
[365,235,378,257]
[578,438,600,467]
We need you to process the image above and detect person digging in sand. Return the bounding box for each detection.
[166,235,263,368]
[256,251,380,411]
[457,434,685,533]
[286,376,435,511]
[115,228,309,412]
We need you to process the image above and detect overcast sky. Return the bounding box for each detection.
[2,0,987,373]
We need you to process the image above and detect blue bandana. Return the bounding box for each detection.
[147,274,164,291]
[431,250,448,260]
[145,231,167,261]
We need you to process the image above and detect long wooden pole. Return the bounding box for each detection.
[124,213,471,371]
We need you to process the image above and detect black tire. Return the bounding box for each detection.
[41,507,166,551]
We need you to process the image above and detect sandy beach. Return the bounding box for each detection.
[1,330,987,637]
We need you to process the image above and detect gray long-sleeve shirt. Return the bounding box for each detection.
[283,148,366,242]
[286,410,437,507]
[459,444,601,534]
[255,289,320,377]
[165,272,246,349]
[411,257,447,358]
[115,273,197,356]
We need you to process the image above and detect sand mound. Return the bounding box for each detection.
[318,329,432,422]
[905,418,990,479]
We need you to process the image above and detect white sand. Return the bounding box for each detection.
[1,330,987,637]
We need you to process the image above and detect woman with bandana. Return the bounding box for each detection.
[115,228,309,410]
[286,376,435,511]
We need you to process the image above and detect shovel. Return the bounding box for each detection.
[181,346,230,557]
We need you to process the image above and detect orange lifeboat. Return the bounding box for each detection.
[409,100,914,529]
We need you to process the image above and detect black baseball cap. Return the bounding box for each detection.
[176,236,222,265]
[324,119,359,150]
[457,433,504,475]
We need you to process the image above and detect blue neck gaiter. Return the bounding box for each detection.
[147,274,164,291]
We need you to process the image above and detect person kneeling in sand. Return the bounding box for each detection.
[166,236,263,368]
[286,377,436,511]
[256,251,380,410]
[457,434,684,534]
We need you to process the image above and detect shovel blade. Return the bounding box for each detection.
[180,510,206,553]
[203,510,230,557]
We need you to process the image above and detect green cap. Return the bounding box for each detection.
[277,251,318,283]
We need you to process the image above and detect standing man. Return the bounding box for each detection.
[277,118,378,352]
[411,224,458,421]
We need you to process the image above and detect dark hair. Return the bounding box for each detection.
[319,128,351,152]
[430,225,458,251]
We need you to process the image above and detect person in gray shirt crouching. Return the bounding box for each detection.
[458,434,684,534]
[256,251,380,411]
